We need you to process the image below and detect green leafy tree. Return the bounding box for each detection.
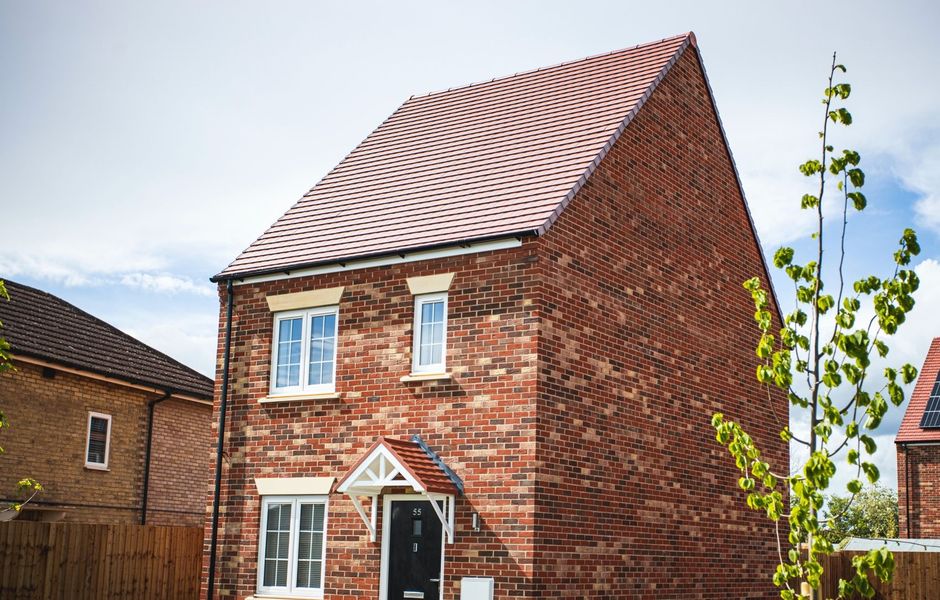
[711,55,920,599]
[823,485,898,545]
[0,280,43,514]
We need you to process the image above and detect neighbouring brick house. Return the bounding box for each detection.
[204,33,787,599]
[897,337,940,538]
[0,280,214,526]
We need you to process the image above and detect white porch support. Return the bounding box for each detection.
[427,492,455,543]
[349,494,378,542]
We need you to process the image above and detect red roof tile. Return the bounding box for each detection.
[897,337,940,443]
[216,33,695,280]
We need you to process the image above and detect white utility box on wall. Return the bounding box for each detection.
[460,577,494,600]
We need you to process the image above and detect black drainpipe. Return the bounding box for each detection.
[207,279,235,600]
[140,391,172,525]
[903,443,912,538]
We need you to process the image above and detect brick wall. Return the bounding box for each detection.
[0,360,211,526]
[529,46,786,598]
[146,397,213,526]
[202,246,541,599]
[897,444,940,538]
[0,361,149,523]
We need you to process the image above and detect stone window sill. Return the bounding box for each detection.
[400,372,453,382]
[259,392,342,404]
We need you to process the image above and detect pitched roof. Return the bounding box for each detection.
[0,280,214,399]
[215,33,695,280]
[897,337,940,443]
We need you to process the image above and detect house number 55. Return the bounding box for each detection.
[413,508,422,516]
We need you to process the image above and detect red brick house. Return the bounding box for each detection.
[204,33,787,599]
[0,280,214,525]
[897,337,940,538]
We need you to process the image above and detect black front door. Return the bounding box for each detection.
[387,500,443,600]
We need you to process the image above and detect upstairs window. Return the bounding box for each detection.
[257,495,328,597]
[412,292,447,373]
[271,307,339,395]
[85,412,111,470]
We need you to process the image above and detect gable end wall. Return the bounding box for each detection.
[532,46,787,598]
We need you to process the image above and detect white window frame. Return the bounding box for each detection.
[257,495,329,598]
[270,306,339,395]
[411,292,448,374]
[84,412,111,470]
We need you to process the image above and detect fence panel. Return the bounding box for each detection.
[819,550,940,599]
[0,521,202,600]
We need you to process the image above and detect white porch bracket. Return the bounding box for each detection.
[349,494,378,542]
[427,492,456,544]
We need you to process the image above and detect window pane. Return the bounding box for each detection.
[433,301,444,322]
[309,339,323,363]
[87,417,108,464]
[421,302,434,322]
[263,503,291,589]
[431,323,444,345]
[308,313,337,387]
[430,343,442,365]
[296,560,310,588]
[275,366,290,388]
[308,560,322,588]
[295,503,324,589]
[419,344,432,366]
[275,317,302,388]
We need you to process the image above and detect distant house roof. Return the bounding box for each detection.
[215,33,696,280]
[0,280,214,399]
[897,337,940,443]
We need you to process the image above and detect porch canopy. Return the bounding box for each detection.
[335,435,463,543]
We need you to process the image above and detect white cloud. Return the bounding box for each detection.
[885,138,940,235]
[123,315,217,378]
[119,273,215,297]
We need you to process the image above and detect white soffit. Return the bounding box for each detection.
[406,273,455,295]
[265,287,344,312]
[254,477,335,496]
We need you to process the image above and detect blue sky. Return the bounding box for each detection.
[2,0,938,492]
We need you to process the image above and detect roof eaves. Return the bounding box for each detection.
[211,230,538,283]
[532,33,694,236]
[12,349,214,400]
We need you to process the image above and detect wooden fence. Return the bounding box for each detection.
[0,521,203,600]
[819,550,940,599]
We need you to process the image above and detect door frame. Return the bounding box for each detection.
[379,494,446,600]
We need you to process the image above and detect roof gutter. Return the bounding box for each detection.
[210,231,537,284]
[207,279,234,600]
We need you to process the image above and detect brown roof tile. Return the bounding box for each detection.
[216,33,694,280]
[897,337,940,443]
[0,280,214,398]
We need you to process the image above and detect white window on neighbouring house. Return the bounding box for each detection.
[84,412,111,470]
[412,292,447,373]
[271,307,339,395]
[257,495,328,598]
